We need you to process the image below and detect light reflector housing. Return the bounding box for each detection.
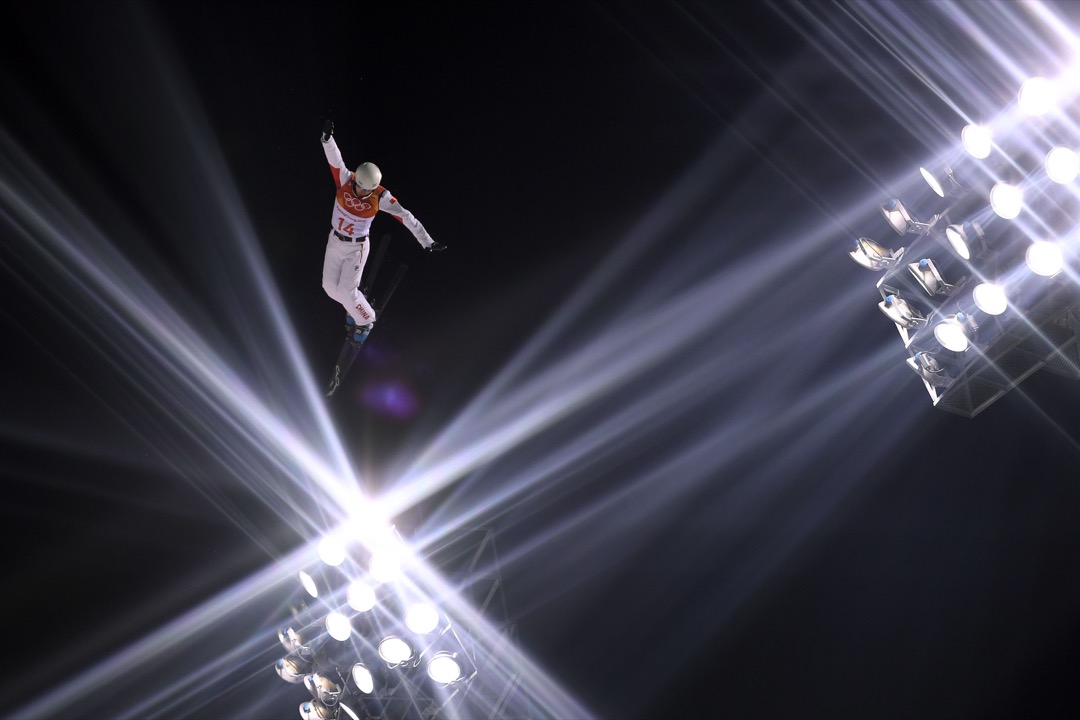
[934,314,971,352]
[427,652,463,684]
[378,636,413,666]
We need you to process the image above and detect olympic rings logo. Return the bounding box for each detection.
[343,194,371,210]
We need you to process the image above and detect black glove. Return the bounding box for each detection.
[322,119,334,142]
[426,241,447,253]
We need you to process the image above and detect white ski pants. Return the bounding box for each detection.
[322,230,376,326]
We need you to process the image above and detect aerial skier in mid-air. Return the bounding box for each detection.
[320,119,445,397]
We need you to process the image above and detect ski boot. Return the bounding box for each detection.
[345,315,373,347]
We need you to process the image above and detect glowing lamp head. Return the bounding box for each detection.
[1019,76,1056,116]
[318,536,346,567]
[378,636,413,666]
[369,551,401,584]
[427,652,463,684]
[298,571,319,599]
[1027,241,1064,276]
[990,183,1022,219]
[961,124,992,159]
[972,283,1008,315]
[346,580,376,612]
[325,612,352,641]
[351,663,375,694]
[944,222,983,260]
[934,317,970,352]
[405,602,440,635]
[920,166,945,197]
[1046,147,1079,184]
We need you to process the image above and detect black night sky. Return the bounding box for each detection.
[5,2,1080,719]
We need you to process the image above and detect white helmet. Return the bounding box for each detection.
[353,162,382,191]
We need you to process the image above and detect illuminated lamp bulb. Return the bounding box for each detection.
[325,612,352,642]
[961,124,992,159]
[351,663,375,694]
[972,283,1008,315]
[945,226,970,260]
[934,315,970,352]
[1046,147,1079,184]
[369,551,400,584]
[318,536,346,567]
[405,603,440,634]
[346,580,376,612]
[299,571,319,599]
[1027,240,1064,276]
[920,166,945,197]
[378,636,413,665]
[990,183,1022,219]
[427,652,463,684]
[1018,76,1056,116]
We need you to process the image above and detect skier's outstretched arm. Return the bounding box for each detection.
[321,120,350,187]
[380,194,440,250]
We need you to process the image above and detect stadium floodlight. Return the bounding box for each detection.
[427,652,464,685]
[318,536,347,567]
[850,237,903,270]
[351,663,375,694]
[933,313,972,352]
[1046,147,1079,184]
[346,580,376,612]
[944,220,984,260]
[878,293,924,328]
[972,283,1008,315]
[990,182,1022,219]
[378,636,414,666]
[325,612,352,642]
[369,551,401,584]
[279,626,308,655]
[881,199,931,235]
[1018,76,1056,116]
[908,258,952,296]
[299,700,337,720]
[298,571,319,599]
[920,163,964,198]
[961,124,992,159]
[1026,240,1064,276]
[276,654,312,684]
[305,674,343,706]
[405,603,441,635]
[908,351,946,386]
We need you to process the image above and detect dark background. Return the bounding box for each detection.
[4,1,1080,718]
